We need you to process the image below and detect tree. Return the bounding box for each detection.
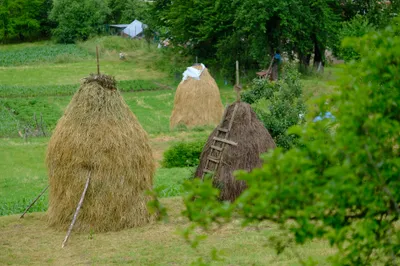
[0,0,50,42]
[106,0,125,24]
[151,0,341,77]
[177,18,400,265]
[50,0,110,43]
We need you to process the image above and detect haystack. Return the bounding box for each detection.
[170,64,224,128]
[46,74,155,232]
[195,101,276,201]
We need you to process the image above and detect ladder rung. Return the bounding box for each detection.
[218,127,229,132]
[203,169,214,174]
[213,137,238,146]
[211,145,223,151]
[207,156,220,163]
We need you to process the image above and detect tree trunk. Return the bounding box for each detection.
[298,53,311,74]
[313,41,325,73]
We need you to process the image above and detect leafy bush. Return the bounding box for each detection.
[241,79,275,104]
[242,64,305,149]
[50,0,110,43]
[336,15,375,61]
[162,140,205,168]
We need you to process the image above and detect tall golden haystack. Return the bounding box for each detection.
[46,74,155,232]
[195,101,276,201]
[170,65,224,128]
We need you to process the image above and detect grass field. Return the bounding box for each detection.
[0,198,335,265]
[0,38,340,265]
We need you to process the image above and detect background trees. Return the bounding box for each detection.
[0,0,52,42]
[49,0,110,43]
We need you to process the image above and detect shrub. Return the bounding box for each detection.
[50,0,110,43]
[336,15,375,61]
[162,140,205,168]
[242,64,305,149]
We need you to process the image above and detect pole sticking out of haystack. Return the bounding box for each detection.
[96,46,100,75]
[62,172,91,248]
[20,185,49,218]
[236,60,239,86]
[235,61,241,102]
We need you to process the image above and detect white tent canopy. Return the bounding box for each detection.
[123,20,147,38]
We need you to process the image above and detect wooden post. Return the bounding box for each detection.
[196,56,198,64]
[96,46,100,75]
[235,61,241,102]
[20,185,49,218]
[235,60,239,86]
[62,172,91,248]
[266,55,274,79]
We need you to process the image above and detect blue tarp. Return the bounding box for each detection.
[313,112,335,122]
[123,20,147,38]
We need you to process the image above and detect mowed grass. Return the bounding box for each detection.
[0,198,335,265]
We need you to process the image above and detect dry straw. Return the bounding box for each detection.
[170,65,224,128]
[46,74,155,232]
[195,102,276,201]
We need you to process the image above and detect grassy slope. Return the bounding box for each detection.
[0,198,334,265]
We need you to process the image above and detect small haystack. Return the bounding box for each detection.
[170,64,224,128]
[195,101,276,201]
[46,74,155,232]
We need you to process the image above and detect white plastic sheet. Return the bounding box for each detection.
[182,63,205,81]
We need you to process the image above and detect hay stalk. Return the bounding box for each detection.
[62,172,91,248]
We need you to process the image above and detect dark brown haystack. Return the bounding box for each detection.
[170,65,224,128]
[46,74,155,232]
[195,102,276,201]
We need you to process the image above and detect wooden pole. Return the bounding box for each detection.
[235,60,239,86]
[266,55,274,79]
[235,61,241,102]
[20,185,49,218]
[96,46,100,75]
[62,172,91,248]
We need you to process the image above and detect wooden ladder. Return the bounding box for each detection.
[202,104,239,180]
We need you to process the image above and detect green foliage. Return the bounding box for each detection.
[0,0,52,42]
[151,0,341,77]
[120,0,150,24]
[175,18,400,265]
[162,140,205,168]
[0,44,89,66]
[0,98,63,136]
[242,64,305,149]
[107,0,150,24]
[337,15,375,61]
[50,0,110,43]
